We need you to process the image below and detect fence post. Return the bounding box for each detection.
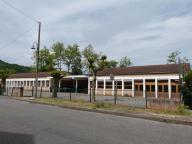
[40,86,42,98]
[11,87,14,96]
[89,88,92,103]
[145,90,148,109]
[114,81,117,105]
[70,90,72,101]
[32,86,34,97]
[6,87,8,96]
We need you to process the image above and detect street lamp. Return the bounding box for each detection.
[31,21,41,98]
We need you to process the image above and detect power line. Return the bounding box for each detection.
[1,0,38,22]
[0,24,36,50]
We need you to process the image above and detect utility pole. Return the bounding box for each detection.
[178,57,183,102]
[34,21,41,98]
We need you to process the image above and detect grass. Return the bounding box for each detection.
[175,105,191,116]
[35,98,94,109]
[14,97,192,116]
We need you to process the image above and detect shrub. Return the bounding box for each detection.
[92,102,112,109]
[175,105,191,115]
[182,70,192,109]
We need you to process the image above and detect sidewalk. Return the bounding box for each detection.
[12,97,192,126]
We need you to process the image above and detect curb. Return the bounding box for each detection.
[12,98,192,126]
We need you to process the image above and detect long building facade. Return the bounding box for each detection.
[6,72,52,91]
[6,72,88,93]
[6,63,190,100]
[88,63,190,100]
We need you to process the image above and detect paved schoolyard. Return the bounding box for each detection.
[21,90,146,107]
[59,93,146,107]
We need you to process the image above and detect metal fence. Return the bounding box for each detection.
[7,87,182,109]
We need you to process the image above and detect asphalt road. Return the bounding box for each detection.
[0,96,191,144]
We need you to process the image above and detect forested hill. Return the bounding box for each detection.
[0,60,32,73]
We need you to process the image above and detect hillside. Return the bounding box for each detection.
[0,60,32,73]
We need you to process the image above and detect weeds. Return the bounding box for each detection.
[175,105,191,116]
[92,102,113,109]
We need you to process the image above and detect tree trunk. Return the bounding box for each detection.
[52,80,58,98]
[2,78,6,93]
[92,72,96,102]
[67,64,70,72]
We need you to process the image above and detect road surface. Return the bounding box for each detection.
[0,96,191,144]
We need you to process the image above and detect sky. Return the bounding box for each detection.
[0,0,192,67]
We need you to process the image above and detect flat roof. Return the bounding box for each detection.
[8,72,51,79]
[8,72,88,79]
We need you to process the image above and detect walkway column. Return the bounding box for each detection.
[58,80,61,92]
[168,79,171,99]
[75,79,78,93]
[143,79,146,98]
[112,80,115,96]
[88,79,90,94]
[155,78,158,99]
[103,79,106,95]
[132,79,134,97]
[122,79,124,96]
[95,80,98,95]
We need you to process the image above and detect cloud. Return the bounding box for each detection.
[0,0,192,66]
[103,15,192,64]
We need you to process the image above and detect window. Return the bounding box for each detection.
[172,85,176,93]
[135,85,139,91]
[38,81,41,87]
[24,81,26,86]
[164,85,168,92]
[146,85,150,91]
[42,81,45,87]
[158,85,162,92]
[30,81,33,86]
[116,81,122,89]
[140,85,143,91]
[21,81,23,86]
[151,85,155,92]
[27,81,30,86]
[124,81,132,89]
[98,81,104,88]
[106,81,112,89]
[46,81,49,87]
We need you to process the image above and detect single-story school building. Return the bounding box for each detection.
[6,72,88,93]
[6,63,190,100]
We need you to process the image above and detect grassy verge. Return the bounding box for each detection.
[14,97,192,116]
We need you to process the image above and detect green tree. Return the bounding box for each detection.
[71,57,83,75]
[167,51,189,64]
[107,60,118,68]
[83,44,107,102]
[50,71,66,98]
[51,42,65,71]
[0,69,15,92]
[63,44,82,74]
[167,51,181,64]
[182,70,192,109]
[33,46,55,72]
[119,56,132,67]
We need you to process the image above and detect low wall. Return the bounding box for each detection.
[9,87,24,97]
